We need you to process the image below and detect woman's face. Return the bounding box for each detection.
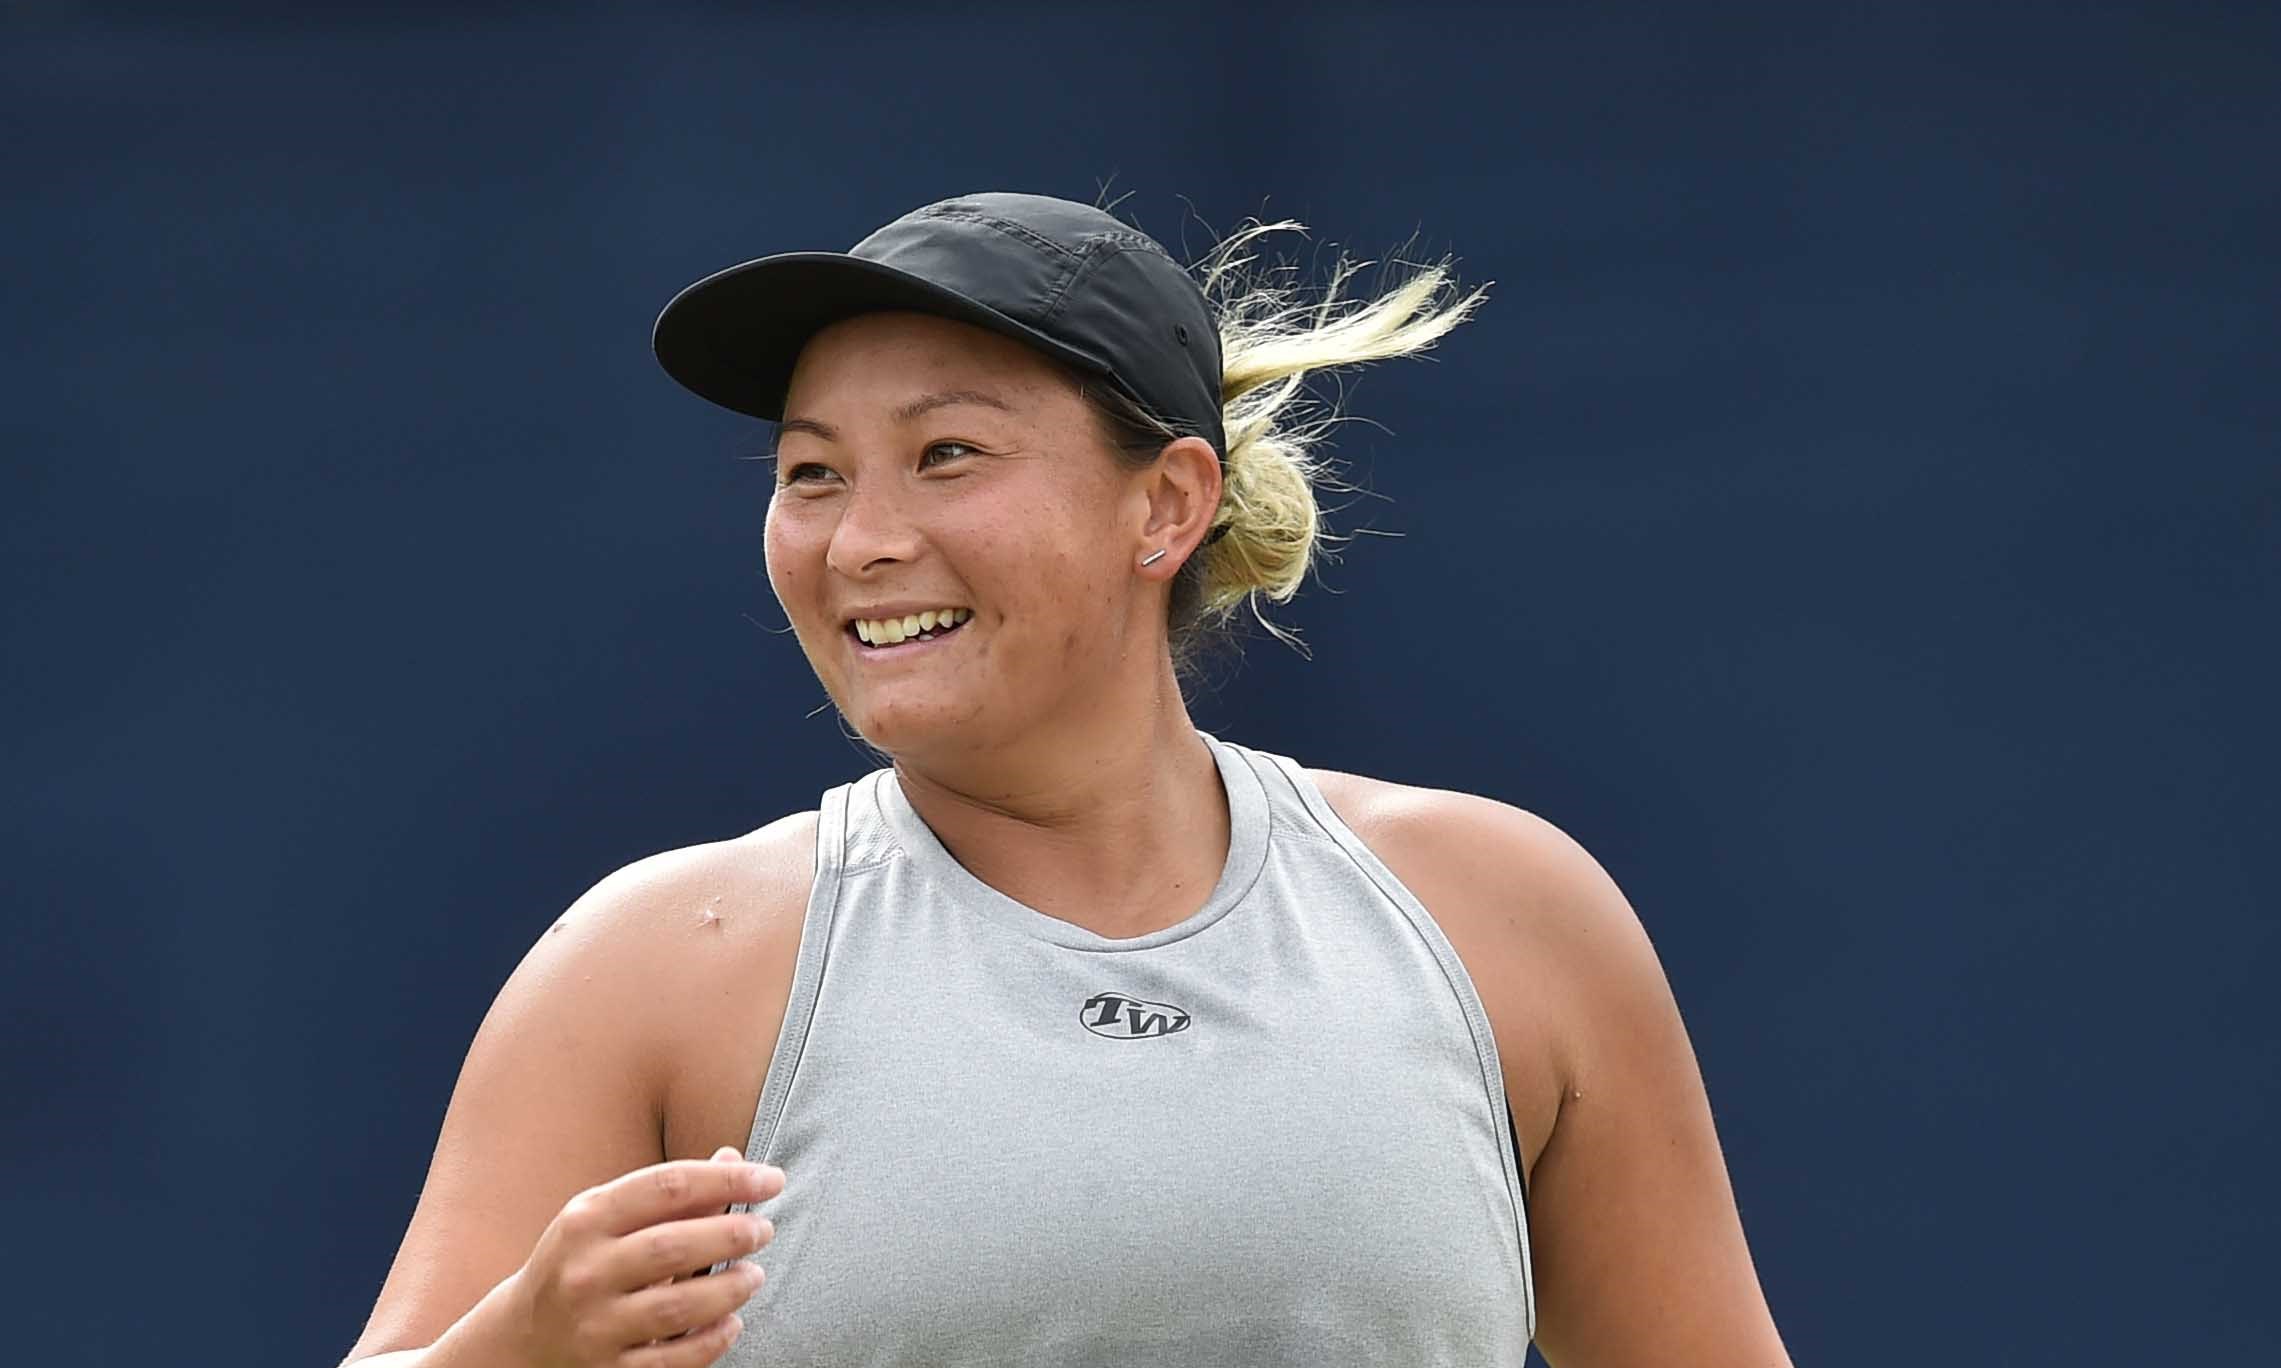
[765,310,1157,758]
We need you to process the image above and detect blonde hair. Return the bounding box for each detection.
[1080,216,1489,673]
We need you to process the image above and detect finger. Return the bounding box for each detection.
[605,1209,774,1291]
[609,1259,765,1348]
[585,1157,785,1237]
[622,1310,746,1368]
[669,1144,747,1269]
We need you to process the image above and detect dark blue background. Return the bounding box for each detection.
[5,4,2274,1364]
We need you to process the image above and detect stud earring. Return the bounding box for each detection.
[1139,548,1168,568]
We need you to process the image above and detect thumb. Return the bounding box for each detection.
[712,1146,742,1162]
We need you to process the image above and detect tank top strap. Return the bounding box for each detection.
[733,775,859,1185]
[1216,741,1538,1341]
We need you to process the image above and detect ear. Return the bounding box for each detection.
[1133,435,1222,581]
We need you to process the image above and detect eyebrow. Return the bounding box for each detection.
[775,388,1018,444]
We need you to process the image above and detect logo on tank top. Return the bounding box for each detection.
[1080,991,1192,1039]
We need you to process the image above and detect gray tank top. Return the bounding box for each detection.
[714,731,1535,1365]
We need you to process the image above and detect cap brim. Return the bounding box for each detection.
[652,251,1113,421]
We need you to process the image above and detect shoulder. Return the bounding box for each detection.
[1302,767,1630,942]
[572,808,820,927]
[524,810,821,1081]
[1302,767,1667,1091]
[543,809,819,953]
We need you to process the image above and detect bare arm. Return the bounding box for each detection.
[1510,811,1792,1367]
[338,1275,523,1368]
[336,845,733,1367]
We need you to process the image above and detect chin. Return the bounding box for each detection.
[842,689,994,758]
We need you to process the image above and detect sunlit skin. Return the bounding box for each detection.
[764,310,1232,935]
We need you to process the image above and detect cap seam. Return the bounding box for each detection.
[918,204,1083,263]
[1037,237,1129,326]
[918,207,1090,319]
[1091,228,1175,263]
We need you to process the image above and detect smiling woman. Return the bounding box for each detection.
[336,191,1794,1368]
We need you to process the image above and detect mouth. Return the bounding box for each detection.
[848,606,973,652]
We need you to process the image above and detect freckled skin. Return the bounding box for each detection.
[763,311,1167,771]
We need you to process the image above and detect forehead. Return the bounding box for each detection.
[786,310,1076,411]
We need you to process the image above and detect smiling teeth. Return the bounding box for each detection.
[855,607,971,644]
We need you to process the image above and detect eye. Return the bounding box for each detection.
[920,440,976,469]
[778,461,838,486]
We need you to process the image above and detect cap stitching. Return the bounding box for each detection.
[1036,237,1128,326]
[1090,229,1176,264]
[1035,232,1194,326]
[917,204,1082,262]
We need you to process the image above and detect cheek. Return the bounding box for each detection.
[992,535,1128,670]
[957,504,1113,610]
[762,502,812,591]
[1004,488,1123,636]
[763,504,834,644]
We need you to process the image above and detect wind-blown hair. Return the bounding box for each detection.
[1078,217,1489,677]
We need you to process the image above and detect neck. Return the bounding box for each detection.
[889,660,1228,939]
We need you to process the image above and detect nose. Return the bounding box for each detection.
[824,479,922,579]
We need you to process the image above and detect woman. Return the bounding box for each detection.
[340,192,1793,1368]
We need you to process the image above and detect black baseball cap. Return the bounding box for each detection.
[651,191,1226,458]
